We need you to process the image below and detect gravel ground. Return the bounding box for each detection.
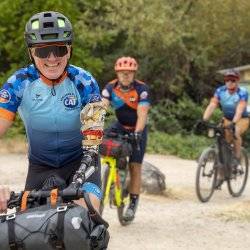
[1,153,250,250]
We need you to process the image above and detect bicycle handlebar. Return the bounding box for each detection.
[203,122,237,139]
[7,165,96,209]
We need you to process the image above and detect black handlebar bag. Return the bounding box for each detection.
[0,203,109,250]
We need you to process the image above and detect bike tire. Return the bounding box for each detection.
[195,147,217,202]
[99,163,110,215]
[227,148,249,197]
[117,168,131,226]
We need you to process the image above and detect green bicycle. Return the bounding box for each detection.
[99,132,134,226]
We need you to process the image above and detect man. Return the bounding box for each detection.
[0,11,106,213]
[102,56,150,221]
[202,69,249,186]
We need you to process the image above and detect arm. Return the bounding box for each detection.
[232,101,247,123]
[135,105,149,132]
[203,98,218,121]
[102,98,110,109]
[0,118,13,137]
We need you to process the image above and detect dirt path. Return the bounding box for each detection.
[1,154,250,249]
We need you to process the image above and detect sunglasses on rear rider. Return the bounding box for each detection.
[224,76,239,83]
[33,45,68,58]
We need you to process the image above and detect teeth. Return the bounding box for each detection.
[45,63,59,67]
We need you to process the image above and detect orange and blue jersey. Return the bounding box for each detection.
[0,64,101,167]
[102,79,150,127]
[211,85,248,120]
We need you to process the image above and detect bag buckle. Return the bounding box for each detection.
[57,206,68,212]
[6,213,16,220]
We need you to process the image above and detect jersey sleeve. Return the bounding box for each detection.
[138,84,150,106]
[239,88,248,102]
[0,74,23,121]
[101,83,113,101]
[68,65,102,105]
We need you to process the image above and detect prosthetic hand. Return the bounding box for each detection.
[80,101,106,146]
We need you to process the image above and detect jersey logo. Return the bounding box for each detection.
[140,91,148,100]
[0,89,11,103]
[62,93,78,109]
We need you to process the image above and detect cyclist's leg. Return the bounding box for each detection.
[233,118,249,159]
[124,127,147,220]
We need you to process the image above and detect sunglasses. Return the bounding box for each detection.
[33,45,68,58]
[224,77,239,83]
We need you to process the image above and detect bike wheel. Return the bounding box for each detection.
[195,147,217,202]
[227,148,249,197]
[99,162,110,215]
[117,168,131,226]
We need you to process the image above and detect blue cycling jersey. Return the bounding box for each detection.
[0,64,101,167]
[213,85,248,120]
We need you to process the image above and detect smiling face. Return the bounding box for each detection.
[116,70,135,87]
[31,45,71,80]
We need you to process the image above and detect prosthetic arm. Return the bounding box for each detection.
[72,101,106,188]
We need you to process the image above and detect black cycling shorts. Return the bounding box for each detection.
[107,121,147,164]
[25,157,101,190]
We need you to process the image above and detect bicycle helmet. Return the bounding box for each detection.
[114,57,138,71]
[25,11,73,47]
[224,69,240,80]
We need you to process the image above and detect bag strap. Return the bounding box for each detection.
[53,206,67,250]
[83,192,109,228]
[6,214,24,250]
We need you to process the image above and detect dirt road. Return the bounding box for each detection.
[1,154,250,250]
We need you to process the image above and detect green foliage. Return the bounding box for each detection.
[1,0,250,158]
[147,131,211,159]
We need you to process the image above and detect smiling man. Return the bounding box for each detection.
[0,11,106,213]
[102,57,150,222]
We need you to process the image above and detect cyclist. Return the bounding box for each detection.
[201,69,249,186]
[102,57,150,221]
[0,11,106,213]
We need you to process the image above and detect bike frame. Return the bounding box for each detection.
[101,156,127,207]
[211,127,234,178]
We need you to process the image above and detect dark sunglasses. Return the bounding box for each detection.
[224,77,238,83]
[34,45,68,58]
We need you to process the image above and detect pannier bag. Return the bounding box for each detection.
[0,203,109,250]
[99,138,132,158]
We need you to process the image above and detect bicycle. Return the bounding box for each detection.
[0,165,109,250]
[195,121,249,202]
[99,132,136,226]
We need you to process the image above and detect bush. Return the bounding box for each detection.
[147,131,211,159]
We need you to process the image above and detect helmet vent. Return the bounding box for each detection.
[44,13,52,17]
[44,22,54,28]
[41,33,58,40]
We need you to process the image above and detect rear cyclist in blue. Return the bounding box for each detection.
[0,11,106,213]
[202,69,249,187]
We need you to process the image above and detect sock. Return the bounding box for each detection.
[130,193,139,207]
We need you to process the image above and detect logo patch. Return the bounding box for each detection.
[140,91,148,100]
[71,217,82,230]
[89,94,101,103]
[0,89,11,103]
[62,94,78,109]
[129,96,136,102]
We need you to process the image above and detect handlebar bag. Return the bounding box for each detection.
[0,203,109,250]
[99,138,132,158]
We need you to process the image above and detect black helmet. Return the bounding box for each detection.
[25,11,73,47]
